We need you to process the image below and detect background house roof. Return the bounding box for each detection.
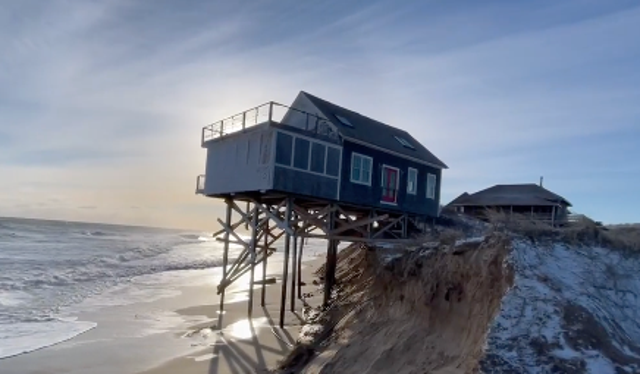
[448,192,470,206]
[301,91,448,169]
[448,184,572,207]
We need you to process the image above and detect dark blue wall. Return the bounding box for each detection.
[273,166,338,200]
[338,141,442,217]
[271,129,443,217]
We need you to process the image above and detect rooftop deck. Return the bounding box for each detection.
[201,101,339,146]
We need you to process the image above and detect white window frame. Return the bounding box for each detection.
[407,167,418,195]
[380,164,400,205]
[426,173,437,199]
[350,152,373,186]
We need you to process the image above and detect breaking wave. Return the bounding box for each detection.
[81,230,115,237]
[178,234,213,242]
[0,219,241,360]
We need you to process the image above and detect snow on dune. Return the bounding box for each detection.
[482,239,640,374]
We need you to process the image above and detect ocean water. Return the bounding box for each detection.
[0,217,326,360]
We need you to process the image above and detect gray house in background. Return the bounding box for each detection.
[446,183,572,225]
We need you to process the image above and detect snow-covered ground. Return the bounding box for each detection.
[482,238,640,374]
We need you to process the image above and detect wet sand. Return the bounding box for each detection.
[139,257,325,374]
[0,255,325,374]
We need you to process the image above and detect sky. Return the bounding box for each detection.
[1,0,639,229]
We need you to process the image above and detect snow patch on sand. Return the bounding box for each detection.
[483,239,640,373]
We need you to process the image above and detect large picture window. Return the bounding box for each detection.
[274,130,341,179]
[275,132,293,166]
[310,143,326,174]
[350,153,372,186]
[293,137,310,169]
[326,147,340,177]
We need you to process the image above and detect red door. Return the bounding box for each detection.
[381,166,398,204]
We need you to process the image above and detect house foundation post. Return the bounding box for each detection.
[218,199,233,328]
[324,206,337,307]
[402,214,408,239]
[247,204,259,317]
[261,214,269,307]
[290,233,298,312]
[297,234,305,299]
[279,198,293,328]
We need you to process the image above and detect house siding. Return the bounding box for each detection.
[273,166,338,200]
[339,140,442,217]
[203,125,274,195]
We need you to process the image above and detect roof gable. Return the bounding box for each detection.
[300,91,448,169]
[448,192,471,206]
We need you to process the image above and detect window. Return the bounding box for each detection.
[407,167,418,195]
[275,131,342,178]
[275,132,293,166]
[326,147,340,177]
[293,138,310,170]
[350,153,372,185]
[394,135,415,150]
[426,173,437,199]
[310,143,326,173]
[335,114,353,127]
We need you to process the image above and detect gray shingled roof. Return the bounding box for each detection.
[448,192,470,206]
[301,91,448,169]
[448,184,572,207]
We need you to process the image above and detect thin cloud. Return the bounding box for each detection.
[0,1,639,227]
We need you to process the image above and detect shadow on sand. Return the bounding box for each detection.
[205,307,297,374]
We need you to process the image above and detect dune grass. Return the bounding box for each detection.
[482,209,640,254]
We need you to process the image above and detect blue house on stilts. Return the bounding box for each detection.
[196,91,448,326]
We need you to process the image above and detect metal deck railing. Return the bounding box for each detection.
[201,101,339,145]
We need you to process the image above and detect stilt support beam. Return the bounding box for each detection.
[212,197,429,330]
[279,198,293,328]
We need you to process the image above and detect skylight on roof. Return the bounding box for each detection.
[394,135,415,149]
[334,114,353,127]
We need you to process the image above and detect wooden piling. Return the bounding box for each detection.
[279,198,292,328]
[219,199,232,326]
[324,207,337,307]
[261,219,269,307]
[297,236,305,299]
[247,204,259,317]
[244,201,250,230]
[290,234,298,312]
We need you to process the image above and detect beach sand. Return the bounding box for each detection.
[0,255,325,374]
[139,257,325,374]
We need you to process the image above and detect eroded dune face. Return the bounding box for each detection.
[306,234,514,374]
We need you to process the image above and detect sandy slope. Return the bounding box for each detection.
[481,239,640,373]
[270,223,640,374]
[301,234,514,374]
